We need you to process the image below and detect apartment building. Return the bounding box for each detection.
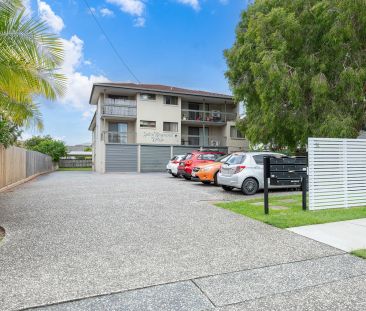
[88,83,248,172]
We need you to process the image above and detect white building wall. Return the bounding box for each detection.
[225,121,249,153]
[136,94,181,145]
[94,95,107,173]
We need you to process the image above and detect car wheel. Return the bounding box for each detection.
[171,173,178,178]
[222,185,233,191]
[202,181,211,185]
[213,172,219,186]
[183,175,191,180]
[241,178,259,195]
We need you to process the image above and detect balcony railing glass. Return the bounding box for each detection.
[102,98,137,117]
[181,109,236,123]
[181,135,227,147]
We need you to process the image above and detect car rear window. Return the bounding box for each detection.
[226,154,245,165]
[170,156,177,161]
[215,154,228,162]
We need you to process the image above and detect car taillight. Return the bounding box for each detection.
[186,160,192,166]
[171,160,178,164]
[234,165,246,174]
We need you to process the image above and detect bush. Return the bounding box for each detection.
[24,135,67,161]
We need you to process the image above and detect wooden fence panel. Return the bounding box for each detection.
[0,145,53,190]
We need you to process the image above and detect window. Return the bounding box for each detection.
[165,96,178,105]
[140,93,156,100]
[163,122,178,132]
[140,120,156,128]
[230,126,243,139]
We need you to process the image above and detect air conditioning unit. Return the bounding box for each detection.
[211,111,221,121]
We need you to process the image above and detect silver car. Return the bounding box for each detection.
[217,152,292,195]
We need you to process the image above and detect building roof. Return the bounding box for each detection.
[89,82,233,104]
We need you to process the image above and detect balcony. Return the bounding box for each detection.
[102,98,137,118]
[181,109,237,125]
[103,131,136,144]
[181,135,227,147]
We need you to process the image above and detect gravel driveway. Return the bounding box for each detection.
[0,172,365,310]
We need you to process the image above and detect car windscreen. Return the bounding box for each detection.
[225,154,245,165]
[185,153,192,160]
[198,154,219,161]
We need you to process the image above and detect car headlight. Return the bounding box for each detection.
[202,166,213,172]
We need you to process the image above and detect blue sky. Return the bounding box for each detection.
[23,0,249,145]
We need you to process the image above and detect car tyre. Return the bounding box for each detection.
[202,181,211,185]
[213,172,219,186]
[183,175,191,180]
[241,178,259,195]
[171,173,178,178]
[222,185,233,191]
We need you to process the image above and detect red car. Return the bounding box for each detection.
[178,150,226,180]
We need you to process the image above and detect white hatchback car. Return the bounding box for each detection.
[166,155,185,177]
[217,152,292,195]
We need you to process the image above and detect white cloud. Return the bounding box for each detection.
[37,0,65,33]
[59,35,109,112]
[106,0,145,16]
[134,16,145,27]
[100,7,114,17]
[22,0,33,16]
[176,0,200,11]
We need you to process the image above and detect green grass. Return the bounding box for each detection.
[215,195,366,228]
[57,167,92,171]
[351,249,366,259]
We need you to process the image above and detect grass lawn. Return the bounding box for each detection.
[215,194,366,229]
[351,249,366,259]
[58,167,92,171]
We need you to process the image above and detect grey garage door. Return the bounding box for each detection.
[141,145,171,172]
[105,144,138,172]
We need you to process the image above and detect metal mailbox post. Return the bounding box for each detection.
[263,156,308,214]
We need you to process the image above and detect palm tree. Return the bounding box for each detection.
[0,0,65,129]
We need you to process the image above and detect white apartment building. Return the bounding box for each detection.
[88,83,248,172]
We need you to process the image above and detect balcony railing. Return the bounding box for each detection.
[103,131,136,144]
[181,135,227,147]
[102,98,137,117]
[181,109,237,123]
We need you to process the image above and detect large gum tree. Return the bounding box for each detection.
[225,0,366,151]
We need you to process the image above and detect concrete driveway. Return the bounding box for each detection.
[0,172,365,310]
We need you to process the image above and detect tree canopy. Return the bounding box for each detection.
[225,0,366,150]
[24,135,67,161]
[0,0,65,132]
[0,117,21,147]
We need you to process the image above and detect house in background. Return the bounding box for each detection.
[88,83,248,173]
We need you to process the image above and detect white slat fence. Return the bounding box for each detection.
[308,138,366,210]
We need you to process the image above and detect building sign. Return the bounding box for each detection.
[142,131,179,144]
